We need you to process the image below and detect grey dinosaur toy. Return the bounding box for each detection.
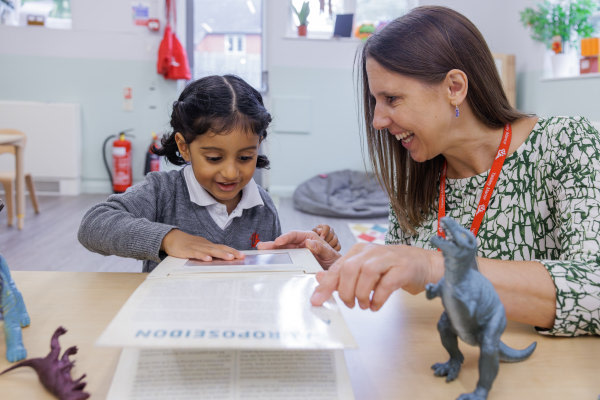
[425,217,536,400]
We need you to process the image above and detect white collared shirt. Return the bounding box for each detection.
[183,165,264,230]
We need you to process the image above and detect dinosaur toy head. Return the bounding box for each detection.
[430,217,477,271]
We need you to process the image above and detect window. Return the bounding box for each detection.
[224,34,246,54]
[0,0,71,29]
[187,0,264,91]
[289,0,417,39]
[591,8,600,35]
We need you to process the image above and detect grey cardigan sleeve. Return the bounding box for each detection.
[77,173,176,263]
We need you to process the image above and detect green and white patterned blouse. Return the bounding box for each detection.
[386,116,600,336]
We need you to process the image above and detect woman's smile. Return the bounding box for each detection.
[391,130,415,144]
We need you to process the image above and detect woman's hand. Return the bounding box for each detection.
[161,229,245,261]
[312,224,341,251]
[310,243,440,310]
[257,230,341,269]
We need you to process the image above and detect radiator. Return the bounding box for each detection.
[0,101,81,195]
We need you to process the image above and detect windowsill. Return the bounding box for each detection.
[45,17,72,30]
[0,17,72,30]
[541,72,600,82]
[283,33,361,42]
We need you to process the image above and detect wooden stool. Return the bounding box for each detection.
[0,172,39,227]
[0,128,29,229]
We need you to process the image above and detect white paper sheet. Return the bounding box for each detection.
[107,348,354,400]
[97,251,356,349]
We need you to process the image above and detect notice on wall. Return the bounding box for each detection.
[131,1,159,27]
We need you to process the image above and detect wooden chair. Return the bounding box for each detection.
[0,129,39,227]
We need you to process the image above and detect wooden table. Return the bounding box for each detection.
[0,271,598,399]
[0,133,25,229]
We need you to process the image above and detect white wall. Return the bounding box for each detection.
[0,0,368,195]
[262,0,548,195]
[264,0,368,196]
[421,1,543,77]
[1,0,162,60]
[0,0,178,193]
[1,0,596,195]
[399,2,600,127]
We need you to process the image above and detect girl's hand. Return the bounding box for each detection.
[257,230,341,269]
[161,229,245,261]
[310,243,439,310]
[312,224,341,251]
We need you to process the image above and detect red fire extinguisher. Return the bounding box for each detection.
[144,132,161,175]
[103,130,134,193]
[112,133,132,192]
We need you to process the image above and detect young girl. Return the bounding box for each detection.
[78,75,339,272]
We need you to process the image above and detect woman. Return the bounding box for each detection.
[259,6,600,336]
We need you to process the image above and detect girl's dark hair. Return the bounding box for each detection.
[154,74,272,168]
[358,6,529,233]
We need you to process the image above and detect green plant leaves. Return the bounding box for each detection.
[292,1,310,26]
[520,0,597,50]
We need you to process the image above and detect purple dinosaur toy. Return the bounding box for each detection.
[0,326,90,400]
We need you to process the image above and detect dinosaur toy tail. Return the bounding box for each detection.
[499,340,537,362]
[0,358,39,375]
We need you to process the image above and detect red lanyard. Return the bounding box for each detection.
[437,124,512,238]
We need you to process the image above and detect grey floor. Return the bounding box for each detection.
[0,194,387,272]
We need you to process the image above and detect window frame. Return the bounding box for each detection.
[287,0,417,40]
[185,0,267,93]
[0,0,72,29]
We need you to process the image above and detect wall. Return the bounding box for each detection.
[264,0,368,196]
[0,0,178,193]
[264,0,600,196]
[2,0,599,195]
[422,0,600,122]
[263,0,552,195]
[0,0,367,195]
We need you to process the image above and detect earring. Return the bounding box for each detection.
[455,104,460,118]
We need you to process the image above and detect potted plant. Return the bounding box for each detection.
[520,0,596,77]
[292,1,310,37]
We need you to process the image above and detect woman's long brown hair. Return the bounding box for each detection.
[357,6,528,234]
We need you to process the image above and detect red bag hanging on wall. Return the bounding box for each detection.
[157,25,173,76]
[157,0,191,80]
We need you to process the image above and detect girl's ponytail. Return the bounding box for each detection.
[153,131,185,165]
[153,100,189,165]
[256,154,270,169]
